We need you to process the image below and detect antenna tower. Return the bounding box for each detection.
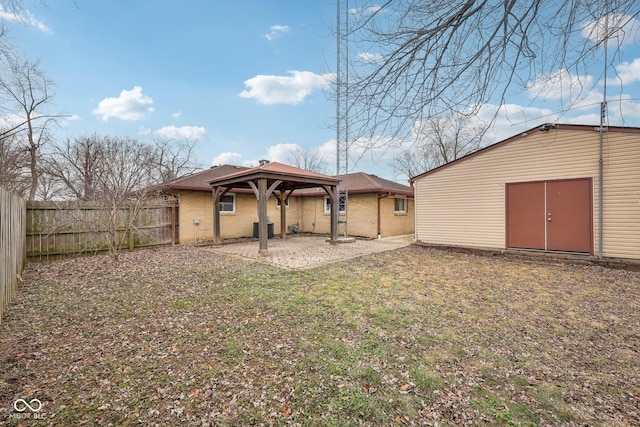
[336,0,349,237]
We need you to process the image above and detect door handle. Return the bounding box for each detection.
[547,212,552,221]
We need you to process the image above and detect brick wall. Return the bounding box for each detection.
[176,190,413,243]
[177,190,304,243]
[379,196,415,237]
[296,193,414,239]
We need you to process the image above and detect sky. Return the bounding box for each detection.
[1,1,640,182]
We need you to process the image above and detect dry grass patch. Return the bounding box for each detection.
[0,245,638,426]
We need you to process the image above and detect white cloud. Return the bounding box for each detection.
[59,114,80,128]
[211,152,256,167]
[0,5,21,22]
[239,71,333,105]
[172,110,182,119]
[527,69,595,102]
[0,112,27,128]
[358,52,383,63]
[265,24,290,41]
[154,125,207,141]
[600,95,640,122]
[92,86,154,121]
[0,6,52,33]
[317,134,407,171]
[609,57,640,86]
[266,143,300,163]
[349,5,382,15]
[582,14,640,46]
[469,103,559,143]
[138,126,152,136]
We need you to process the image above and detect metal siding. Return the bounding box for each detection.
[601,133,640,259]
[414,129,640,260]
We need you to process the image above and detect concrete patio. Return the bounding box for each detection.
[206,234,414,270]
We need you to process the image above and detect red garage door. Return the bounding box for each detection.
[507,178,593,254]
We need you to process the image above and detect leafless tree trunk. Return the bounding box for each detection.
[347,0,639,144]
[0,55,59,200]
[44,134,106,201]
[0,133,29,196]
[287,145,328,174]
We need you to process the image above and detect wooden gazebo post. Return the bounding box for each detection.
[279,191,287,239]
[324,184,339,244]
[212,187,221,245]
[257,177,268,254]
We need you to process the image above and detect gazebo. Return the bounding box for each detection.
[209,160,342,254]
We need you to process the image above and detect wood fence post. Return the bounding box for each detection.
[128,203,135,252]
[171,202,177,245]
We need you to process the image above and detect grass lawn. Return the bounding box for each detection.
[0,244,638,426]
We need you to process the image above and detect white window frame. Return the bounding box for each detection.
[324,195,346,214]
[276,197,290,209]
[219,193,236,214]
[394,197,407,214]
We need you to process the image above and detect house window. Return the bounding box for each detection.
[324,195,346,214]
[394,197,407,214]
[219,194,235,213]
[276,197,290,208]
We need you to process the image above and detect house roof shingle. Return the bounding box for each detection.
[149,164,250,192]
[294,172,413,197]
[152,162,412,196]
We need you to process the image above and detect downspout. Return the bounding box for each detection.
[377,194,382,238]
[599,15,608,260]
[599,107,605,260]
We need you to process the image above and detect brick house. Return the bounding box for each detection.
[151,164,414,243]
[294,172,415,239]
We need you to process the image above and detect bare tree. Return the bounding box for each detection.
[44,135,198,260]
[391,148,431,182]
[0,132,29,196]
[96,137,158,261]
[44,134,105,200]
[0,55,59,200]
[287,145,328,174]
[151,137,201,183]
[392,113,487,179]
[46,134,202,200]
[347,1,639,144]
[44,135,157,260]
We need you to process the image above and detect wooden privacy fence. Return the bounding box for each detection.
[1,187,26,325]
[26,200,177,260]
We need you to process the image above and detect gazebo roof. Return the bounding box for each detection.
[208,160,340,190]
[208,161,341,252]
